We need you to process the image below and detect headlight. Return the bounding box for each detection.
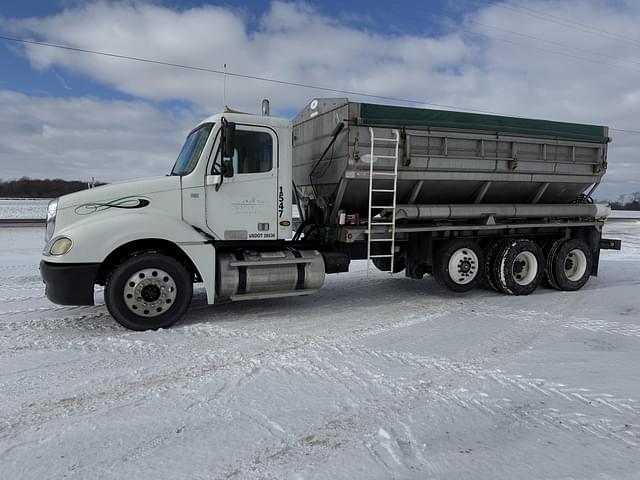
[45,198,58,242]
[49,237,73,256]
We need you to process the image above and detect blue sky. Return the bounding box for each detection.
[0,0,639,199]
[0,1,478,102]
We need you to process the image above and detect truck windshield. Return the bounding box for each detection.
[171,123,214,176]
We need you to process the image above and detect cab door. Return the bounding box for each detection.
[205,124,278,240]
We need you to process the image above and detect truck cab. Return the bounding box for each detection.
[40,108,323,331]
[177,112,293,242]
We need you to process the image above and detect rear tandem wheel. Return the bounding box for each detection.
[434,239,484,293]
[546,238,593,291]
[493,239,544,296]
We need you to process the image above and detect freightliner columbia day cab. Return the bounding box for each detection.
[40,99,621,330]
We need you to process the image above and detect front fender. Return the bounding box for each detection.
[49,211,204,263]
[44,211,217,304]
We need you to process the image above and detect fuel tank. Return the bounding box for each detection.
[216,249,325,300]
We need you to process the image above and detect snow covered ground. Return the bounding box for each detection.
[1,221,639,479]
[0,199,49,219]
[609,209,640,219]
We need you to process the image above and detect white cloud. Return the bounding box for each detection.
[0,90,198,182]
[3,1,472,111]
[1,0,639,198]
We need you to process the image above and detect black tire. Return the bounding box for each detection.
[372,256,406,273]
[543,238,565,290]
[484,239,509,292]
[551,239,593,291]
[434,239,484,293]
[495,239,544,296]
[105,253,193,331]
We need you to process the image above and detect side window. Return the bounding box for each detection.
[231,130,273,174]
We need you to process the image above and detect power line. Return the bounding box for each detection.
[401,2,640,73]
[468,19,640,70]
[0,34,486,114]
[500,2,640,49]
[0,34,638,136]
[461,27,640,73]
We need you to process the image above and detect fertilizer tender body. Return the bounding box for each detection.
[292,98,608,216]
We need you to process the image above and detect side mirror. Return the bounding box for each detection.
[221,159,234,178]
[221,119,236,159]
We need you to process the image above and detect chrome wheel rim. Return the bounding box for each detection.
[564,249,587,281]
[513,251,538,285]
[123,268,177,317]
[448,248,479,285]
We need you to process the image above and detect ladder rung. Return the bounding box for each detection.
[371,189,395,192]
[371,172,396,176]
[369,254,393,259]
[375,155,397,159]
[370,238,394,242]
[372,138,397,143]
[369,222,394,225]
[371,206,395,209]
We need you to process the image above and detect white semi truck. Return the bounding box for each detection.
[40,98,621,330]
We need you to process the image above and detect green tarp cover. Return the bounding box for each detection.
[359,103,609,143]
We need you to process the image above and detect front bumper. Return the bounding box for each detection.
[40,261,100,305]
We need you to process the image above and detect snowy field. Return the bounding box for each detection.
[0,199,49,219]
[609,209,640,219]
[1,221,640,479]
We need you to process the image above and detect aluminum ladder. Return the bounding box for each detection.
[367,127,400,275]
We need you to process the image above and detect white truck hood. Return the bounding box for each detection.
[57,176,181,213]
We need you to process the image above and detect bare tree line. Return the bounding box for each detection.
[0,177,105,198]
[608,192,640,211]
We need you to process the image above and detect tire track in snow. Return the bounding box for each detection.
[23,333,638,478]
[362,346,640,419]
[0,310,109,335]
[281,345,640,451]
[51,341,437,476]
[3,272,638,470]
[0,274,41,285]
[235,344,640,466]
[0,284,43,292]
[0,294,44,304]
[4,312,637,452]
[439,391,640,448]
[370,349,640,448]
[0,305,100,318]
[216,345,640,477]
[186,312,640,431]
[472,303,640,340]
[0,332,321,435]
[562,318,640,338]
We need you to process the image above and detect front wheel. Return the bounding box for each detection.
[105,253,193,331]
